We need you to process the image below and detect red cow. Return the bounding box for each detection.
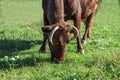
[40,0,99,62]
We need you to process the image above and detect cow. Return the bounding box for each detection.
[40,0,99,62]
[40,0,79,62]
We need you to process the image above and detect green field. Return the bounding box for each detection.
[0,0,120,80]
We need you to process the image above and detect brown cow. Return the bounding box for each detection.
[40,0,99,62]
[40,0,79,62]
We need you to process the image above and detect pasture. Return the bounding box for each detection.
[0,0,120,80]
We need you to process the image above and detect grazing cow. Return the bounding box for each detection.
[40,0,99,62]
[40,0,79,62]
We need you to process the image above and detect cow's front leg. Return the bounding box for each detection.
[39,33,48,53]
[82,13,94,44]
[73,11,84,53]
[39,13,49,53]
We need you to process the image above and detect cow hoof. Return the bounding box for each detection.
[55,60,64,64]
[81,40,86,45]
[52,58,64,63]
[81,50,84,54]
[57,59,65,63]
[77,49,84,54]
[39,49,46,53]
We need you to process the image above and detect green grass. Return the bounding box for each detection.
[0,0,120,80]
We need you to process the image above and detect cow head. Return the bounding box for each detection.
[42,24,78,63]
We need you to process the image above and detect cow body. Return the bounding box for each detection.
[40,0,99,62]
[64,0,98,44]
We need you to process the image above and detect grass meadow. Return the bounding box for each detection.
[0,0,120,80]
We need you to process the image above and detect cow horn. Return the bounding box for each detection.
[71,26,79,40]
[49,26,59,45]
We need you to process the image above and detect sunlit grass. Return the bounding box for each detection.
[0,0,120,80]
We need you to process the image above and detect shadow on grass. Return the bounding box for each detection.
[0,56,51,69]
[0,39,54,69]
[0,39,81,69]
[0,39,42,57]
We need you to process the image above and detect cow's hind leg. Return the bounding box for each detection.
[82,13,94,44]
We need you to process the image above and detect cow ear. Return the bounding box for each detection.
[41,26,52,33]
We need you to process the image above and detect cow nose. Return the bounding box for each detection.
[54,58,64,63]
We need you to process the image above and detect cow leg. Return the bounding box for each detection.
[73,11,84,53]
[39,33,48,53]
[39,13,49,53]
[82,13,94,44]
